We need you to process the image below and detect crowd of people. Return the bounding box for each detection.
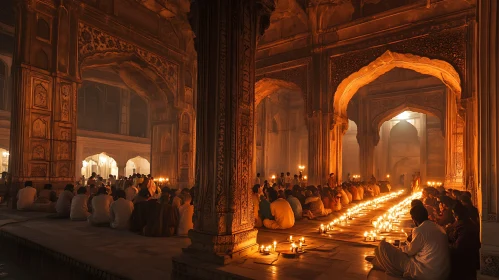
[367,186,481,280]
[252,172,390,230]
[15,172,195,237]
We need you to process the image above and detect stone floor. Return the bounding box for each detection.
[0,194,414,280]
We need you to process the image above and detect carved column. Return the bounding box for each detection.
[444,88,464,189]
[172,0,274,276]
[420,114,427,183]
[478,0,499,277]
[329,115,347,184]
[9,1,79,192]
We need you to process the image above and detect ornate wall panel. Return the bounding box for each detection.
[78,23,179,97]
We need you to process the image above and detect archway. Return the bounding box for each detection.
[333,50,461,118]
[332,52,464,189]
[341,119,359,180]
[125,156,151,177]
[81,153,118,179]
[254,78,308,180]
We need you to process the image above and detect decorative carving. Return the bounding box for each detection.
[330,27,467,115]
[32,118,47,138]
[32,145,45,160]
[33,83,48,109]
[488,214,497,221]
[78,23,179,96]
[30,163,47,177]
[57,142,70,160]
[60,84,71,122]
[58,162,70,177]
[185,87,193,105]
[481,253,499,277]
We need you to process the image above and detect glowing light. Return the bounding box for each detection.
[2,151,9,157]
[395,111,410,120]
[82,161,88,168]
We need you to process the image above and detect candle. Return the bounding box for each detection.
[273,241,277,251]
[260,245,264,253]
[300,237,305,243]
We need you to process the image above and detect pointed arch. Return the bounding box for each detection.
[333,51,462,117]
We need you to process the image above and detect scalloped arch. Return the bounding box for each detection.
[333,51,461,118]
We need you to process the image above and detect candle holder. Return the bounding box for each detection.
[319,224,328,234]
[364,231,376,242]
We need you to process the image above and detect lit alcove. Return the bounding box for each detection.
[0,148,8,173]
[125,156,150,177]
[81,153,118,179]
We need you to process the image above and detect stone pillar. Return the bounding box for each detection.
[444,88,464,189]
[329,115,347,184]
[172,0,274,277]
[357,132,375,180]
[9,1,79,191]
[420,114,427,183]
[119,89,130,135]
[478,0,499,277]
[150,107,179,184]
[308,111,328,186]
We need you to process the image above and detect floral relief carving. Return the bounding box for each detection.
[32,118,47,138]
[60,84,71,122]
[32,145,45,160]
[78,23,179,96]
[30,164,47,177]
[58,142,70,160]
[33,83,48,109]
[58,162,70,177]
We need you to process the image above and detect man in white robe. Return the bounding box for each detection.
[369,204,450,280]
[110,190,134,229]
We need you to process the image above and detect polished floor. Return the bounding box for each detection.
[0,195,415,280]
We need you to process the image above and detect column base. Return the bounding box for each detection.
[172,228,259,279]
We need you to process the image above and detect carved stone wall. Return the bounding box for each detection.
[9,0,79,189]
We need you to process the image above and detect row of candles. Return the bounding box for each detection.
[318,190,406,234]
[259,236,306,254]
[364,191,422,242]
[427,181,442,187]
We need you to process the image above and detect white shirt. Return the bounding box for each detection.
[400,220,450,280]
[172,196,182,209]
[254,177,261,185]
[177,204,194,236]
[90,195,114,224]
[284,176,292,184]
[125,186,138,201]
[56,190,74,215]
[110,198,134,229]
[70,194,90,220]
[17,186,37,210]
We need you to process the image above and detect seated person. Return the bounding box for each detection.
[436,196,455,228]
[329,190,342,212]
[172,188,190,209]
[32,183,57,212]
[447,202,481,280]
[110,190,134,229]
[305,190,332,217]
[339,186,350,206]
[55,184,75,218]
[130,196,157,233]
[88,187,114,226]
[285,189,302,220]
[17,181,37,211]
[259,189,273,222]
[177,194,194,236]
[368,204,450,279]
[263,189,294,229]
[252,184,262,227]
[143,192,178,237]
[460,195,480,226]
[70,187,90,221]
[349,185,361,201]
[344,188,353,202]
[125,184,138,201]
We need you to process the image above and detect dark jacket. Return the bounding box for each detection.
[448,218,481,280]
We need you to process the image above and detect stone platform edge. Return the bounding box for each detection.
[0,229,129,280]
